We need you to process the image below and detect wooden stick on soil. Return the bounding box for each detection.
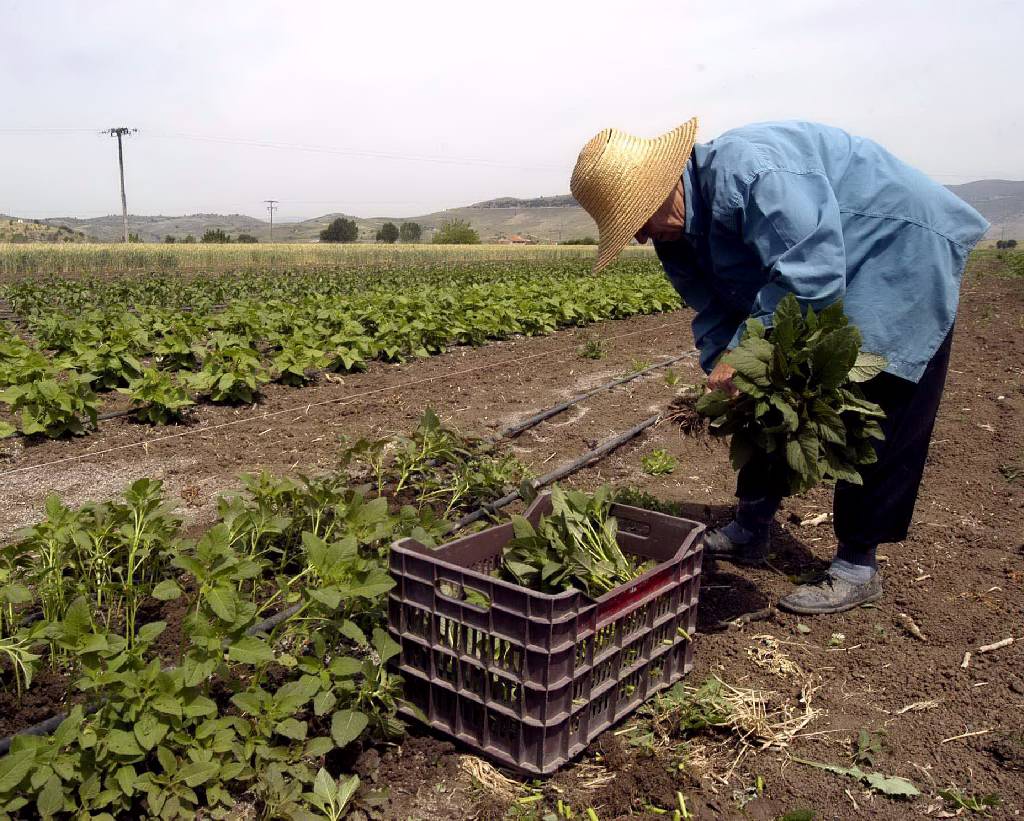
[977,637,1014,653]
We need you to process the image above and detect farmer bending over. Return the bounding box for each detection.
[570,119,988,615]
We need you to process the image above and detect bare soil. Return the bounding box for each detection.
[2,272,1022,819]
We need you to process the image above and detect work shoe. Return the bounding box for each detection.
[778,572,883,615]
[702,526,770,567]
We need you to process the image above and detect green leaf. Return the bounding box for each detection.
[863,771,920,797]
[136,620,166,645]
[115,765,136,797]
[809,328,859,389]
[133,713,167,751]
[305,736,336,758]
[106,729,143,757]
[150,695,183,719]
[0,748,34,791]
[37,775,63,818]
[275,718,308,741]
[339,619,367,646]
[725,338,773,388]
[227,636,275,666]
[848,351,887,383]
[313,690,337,717]
[330,710,369,748]
[313,767,335,801]
[178,760,220,788]
[372,628,400,664]
[152,579,183,601]
[205,586,238,622]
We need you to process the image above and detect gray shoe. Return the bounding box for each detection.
[778,572,883,615]
[702,526,770,567]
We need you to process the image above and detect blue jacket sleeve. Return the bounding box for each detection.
[727,170,846,348]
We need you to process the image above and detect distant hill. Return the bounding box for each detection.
[947,180,1024,240]
[36,203,597,244]
[0,216,88,243]
[22,178,1024,244]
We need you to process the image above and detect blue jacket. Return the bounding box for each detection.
[654,121,989,382]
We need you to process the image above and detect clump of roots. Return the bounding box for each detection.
[668,386,710,438]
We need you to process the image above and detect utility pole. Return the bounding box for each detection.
[104,127,137,242]
[264,200,279,242]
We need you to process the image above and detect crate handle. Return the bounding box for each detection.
[436,578,492,611]
[596,566,673,624]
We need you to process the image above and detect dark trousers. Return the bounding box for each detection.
[735,328,955,551]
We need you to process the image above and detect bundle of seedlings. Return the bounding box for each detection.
[499,485,648,597]
[695,294,887,495]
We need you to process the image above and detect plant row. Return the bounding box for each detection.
[0,411,532,819]
[0,260,680,439]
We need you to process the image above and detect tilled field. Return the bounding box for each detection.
[1,271,1022,819]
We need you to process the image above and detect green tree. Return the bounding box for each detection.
[399,222,422,243]
[201,228,232,244]
[236,233,258,243]
[432,219,479,245]
[375,222,399,243]
[560,236,598,245]
[164,235,176,243]
[127,233,142,243]
[182,234,196,244]
[320,217,358,243]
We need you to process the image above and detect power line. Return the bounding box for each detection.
[142,131,561,172]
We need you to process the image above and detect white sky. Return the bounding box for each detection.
[2,0,1021,222]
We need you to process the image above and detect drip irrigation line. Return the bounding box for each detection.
[494,352,694,440]
[0,317,692,477]
[448,414,661,535]
[0,411,662,752]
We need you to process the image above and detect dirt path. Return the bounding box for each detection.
[3,275,1022,818]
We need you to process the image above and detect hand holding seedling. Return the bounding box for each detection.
[708,359,739,397]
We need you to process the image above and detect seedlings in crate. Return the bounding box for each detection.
[499,485,644,597]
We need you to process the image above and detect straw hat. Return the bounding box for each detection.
[570,117,698,273]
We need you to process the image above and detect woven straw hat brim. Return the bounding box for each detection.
[570,117,698,273]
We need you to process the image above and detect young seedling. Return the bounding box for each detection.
[938,788,1001,815]
[642,449,678,476]
[579,338,604,360]
[852,728,885,767]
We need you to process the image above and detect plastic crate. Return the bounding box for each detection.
[387,492,705,775]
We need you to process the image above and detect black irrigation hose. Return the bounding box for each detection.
[5,343,694,442]
[448,414,661,535]
[0,601,306,755]
[0,414,661,753]
[494,351,695,441]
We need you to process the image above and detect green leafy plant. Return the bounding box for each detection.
[579,338,604,360]
[852,727,885,766]
[790,755,919,798]
[0,370,99,438]
[696,295,887,495]
[500,485,644,597]
[938,787,1001,815]
[642,449,678,476]
[189,345,270,404]
[118,368,195,424]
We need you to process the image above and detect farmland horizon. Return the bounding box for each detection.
[4,178,1024,244]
